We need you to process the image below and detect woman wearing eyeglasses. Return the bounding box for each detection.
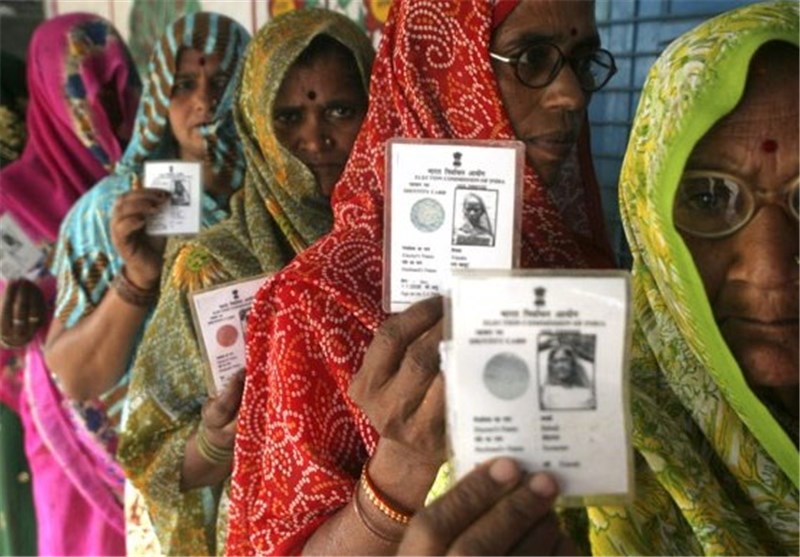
[396,3,798,555]
[226,0,617,554]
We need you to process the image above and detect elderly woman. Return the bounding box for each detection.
[117,9,374,556]
[227,0,618,554]
[398,2,798,555]
[0,14,140,555]
[42,12,249,554]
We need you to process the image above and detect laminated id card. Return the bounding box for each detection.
[144,161,202,235]
[0,213,46,281]
[189,274,271,396]
[383,139,523,313]
[442,270,633,506]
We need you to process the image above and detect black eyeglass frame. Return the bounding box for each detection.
[489,42,618,93]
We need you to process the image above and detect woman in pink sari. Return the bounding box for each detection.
[0,13,140,556]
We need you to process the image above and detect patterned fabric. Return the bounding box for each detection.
[227,0,615,554]
[117,9,374,556]
[0,14,141,556]
[582,3,798,555]
[47,11,249,554]
[0,14,140,244]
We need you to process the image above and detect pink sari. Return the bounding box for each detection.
[0,12,139,556]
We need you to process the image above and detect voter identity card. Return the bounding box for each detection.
[442,270,633,506]
[144,161,202,235]
[0,213,46,281]
[383,139,523,313]
[189,274,271,395]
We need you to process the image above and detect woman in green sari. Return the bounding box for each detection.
[117,9,374,556]
[399,2,798,555]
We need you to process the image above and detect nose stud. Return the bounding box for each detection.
[323,136,333,147]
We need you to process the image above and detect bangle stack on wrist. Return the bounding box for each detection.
[112,266,158,307]
[353,462,413,544]
[195,424,233,465]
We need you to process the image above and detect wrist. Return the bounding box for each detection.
[122,265,160,291]
[368,439,442,513]
[113,266,159,307]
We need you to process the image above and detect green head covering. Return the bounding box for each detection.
[585,2,798,555]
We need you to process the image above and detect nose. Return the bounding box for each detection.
[729,205,799,289]
[295,115,331,154]
[192,76,215,116]
[542,63,589,113]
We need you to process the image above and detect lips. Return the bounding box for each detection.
[524,131,579,162]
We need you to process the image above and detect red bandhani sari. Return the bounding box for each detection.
[228,0,614,554]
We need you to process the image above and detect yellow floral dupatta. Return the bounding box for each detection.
[586,2,798,555]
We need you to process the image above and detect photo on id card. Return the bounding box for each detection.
[144,160,202,235]
[0,213,46,281]
[382,138,524,314]
[442,270,634,506]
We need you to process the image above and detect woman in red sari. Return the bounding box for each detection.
[228,0,616,554]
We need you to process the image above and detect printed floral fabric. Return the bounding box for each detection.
[584,2,798,555]
[118,9,374,556]
[227,0,615,554]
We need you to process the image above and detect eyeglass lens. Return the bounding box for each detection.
[674,174,800,237]
[517,43,615,91]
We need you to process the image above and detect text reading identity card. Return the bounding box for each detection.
[190,274,271,396]
[443,270,633,506]
[0,213,46,281]
[144,161,202,235]
[383,139,524,313]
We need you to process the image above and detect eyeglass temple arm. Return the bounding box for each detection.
[489,51,514,64]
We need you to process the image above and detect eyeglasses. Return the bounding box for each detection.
[674,171,799,238]
[489,42,617,92]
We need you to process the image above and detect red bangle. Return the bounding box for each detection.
[360,464,413,525]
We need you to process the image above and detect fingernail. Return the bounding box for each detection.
[528,473,558,499]
[489,457,520,485]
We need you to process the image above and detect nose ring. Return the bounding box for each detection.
[323,136,333,147]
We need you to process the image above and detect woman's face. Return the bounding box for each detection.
[464,196,485,226]
[678,46,799,394]
[549,348,575,384]
[272,47,367,196]
[168,48,228,162]
[490,0,596,187]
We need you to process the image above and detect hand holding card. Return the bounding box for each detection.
[110,187,170,290]
[443,270,634,506]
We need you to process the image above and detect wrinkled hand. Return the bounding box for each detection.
[398,458,577,556]
[110,188,170,289]
[349,296,446,467]
[201,369,245,451]
[0,279,46,348]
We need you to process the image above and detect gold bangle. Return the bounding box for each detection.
[195,424,233,465]
[360,464,412,525]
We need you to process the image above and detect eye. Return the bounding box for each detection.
[211,73,230,94]
[517,43,558,76]
[273,109,301,126]
[171,77,196,96]
[326,104,357,120]
[677,175,740,215]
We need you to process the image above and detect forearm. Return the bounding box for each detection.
[302,438,440,555]
[44,288,152,400]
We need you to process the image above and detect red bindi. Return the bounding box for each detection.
[570,27,578,36]
[199,56,206,66]
[761,139,778,153]
[307,90,317,100]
